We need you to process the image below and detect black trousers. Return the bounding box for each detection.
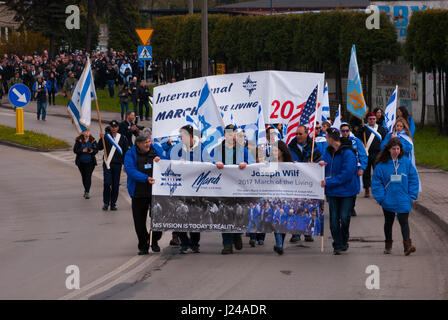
[138,100,150,120]
[103,163,121,206]
[49,90,56,105]
[77,162,95,193]
[383,209,410,241]
[132,197,162,252]
[363,153,379,189]
[179,232,200,248]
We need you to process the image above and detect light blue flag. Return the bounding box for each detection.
[347,45,367,120]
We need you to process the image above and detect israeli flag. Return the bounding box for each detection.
[197,80,225,153]
[347,45,367,120]
[384,85,398,133]
[320,82,330,122]
[332,104,342,129]
[67,58,97,133]
[256,105,267,146]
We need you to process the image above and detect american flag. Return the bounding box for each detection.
[286,85,318,145]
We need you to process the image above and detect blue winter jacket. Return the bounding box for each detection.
[46,78,58,93]
[371,156,419,214]
[322,139,359,197]
[124,144,161,198]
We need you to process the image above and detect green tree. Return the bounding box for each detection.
[5,0,68,57]
[107,1,145,52]
[405,10,448,134]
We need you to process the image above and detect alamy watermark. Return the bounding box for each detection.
[66,5,80,30]
[65,265,80,290]
[365,265,380,290]
[365,5,380,30]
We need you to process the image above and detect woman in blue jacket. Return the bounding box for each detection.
[372,137,419,256]
[319,128,359,255]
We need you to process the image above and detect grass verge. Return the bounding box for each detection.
[0,124,70,151]
[414,126,448,171]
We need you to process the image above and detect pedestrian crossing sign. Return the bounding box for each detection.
[138,46,152,61]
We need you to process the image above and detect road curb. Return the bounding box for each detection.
[0,102,112,125]
[0,139,71,152]
[413,201,448,235]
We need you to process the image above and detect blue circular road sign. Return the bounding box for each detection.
[8,84,31,108]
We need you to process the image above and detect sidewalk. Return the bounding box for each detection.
[0,99,152,127]
[414,166,448,234]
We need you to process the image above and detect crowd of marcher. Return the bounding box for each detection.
[72,103,419,258]
[0,49,184,122]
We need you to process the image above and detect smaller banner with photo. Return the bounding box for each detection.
[151,160,324,234]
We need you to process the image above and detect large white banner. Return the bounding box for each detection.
[152,70,325,138]
[153,160,325,200]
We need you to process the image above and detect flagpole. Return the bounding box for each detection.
[362,118,367,147]
[96,95,108,162]
[310,84,319,163]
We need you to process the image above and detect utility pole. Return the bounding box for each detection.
[201,0,208,76]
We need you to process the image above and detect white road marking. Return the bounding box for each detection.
[38,150,168,300]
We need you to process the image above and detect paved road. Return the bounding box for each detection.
[1,105,447,300]
[0,145,174,299]
[105,199,448,300]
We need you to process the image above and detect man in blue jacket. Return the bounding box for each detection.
[340,123,368,216]
[124,132,162,255]
[319,128,359,255]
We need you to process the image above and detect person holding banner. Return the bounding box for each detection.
[124,132,162,255]
[319,128,358,255]
[372,138,419,256]
[216,124,248,254]
[98,120,130,211]
[73,129,98,199]
[340,123,368,217]
[166,125,203,253]
[355,112,386,198]
[287,125,321,242]
[269,140,294,255]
